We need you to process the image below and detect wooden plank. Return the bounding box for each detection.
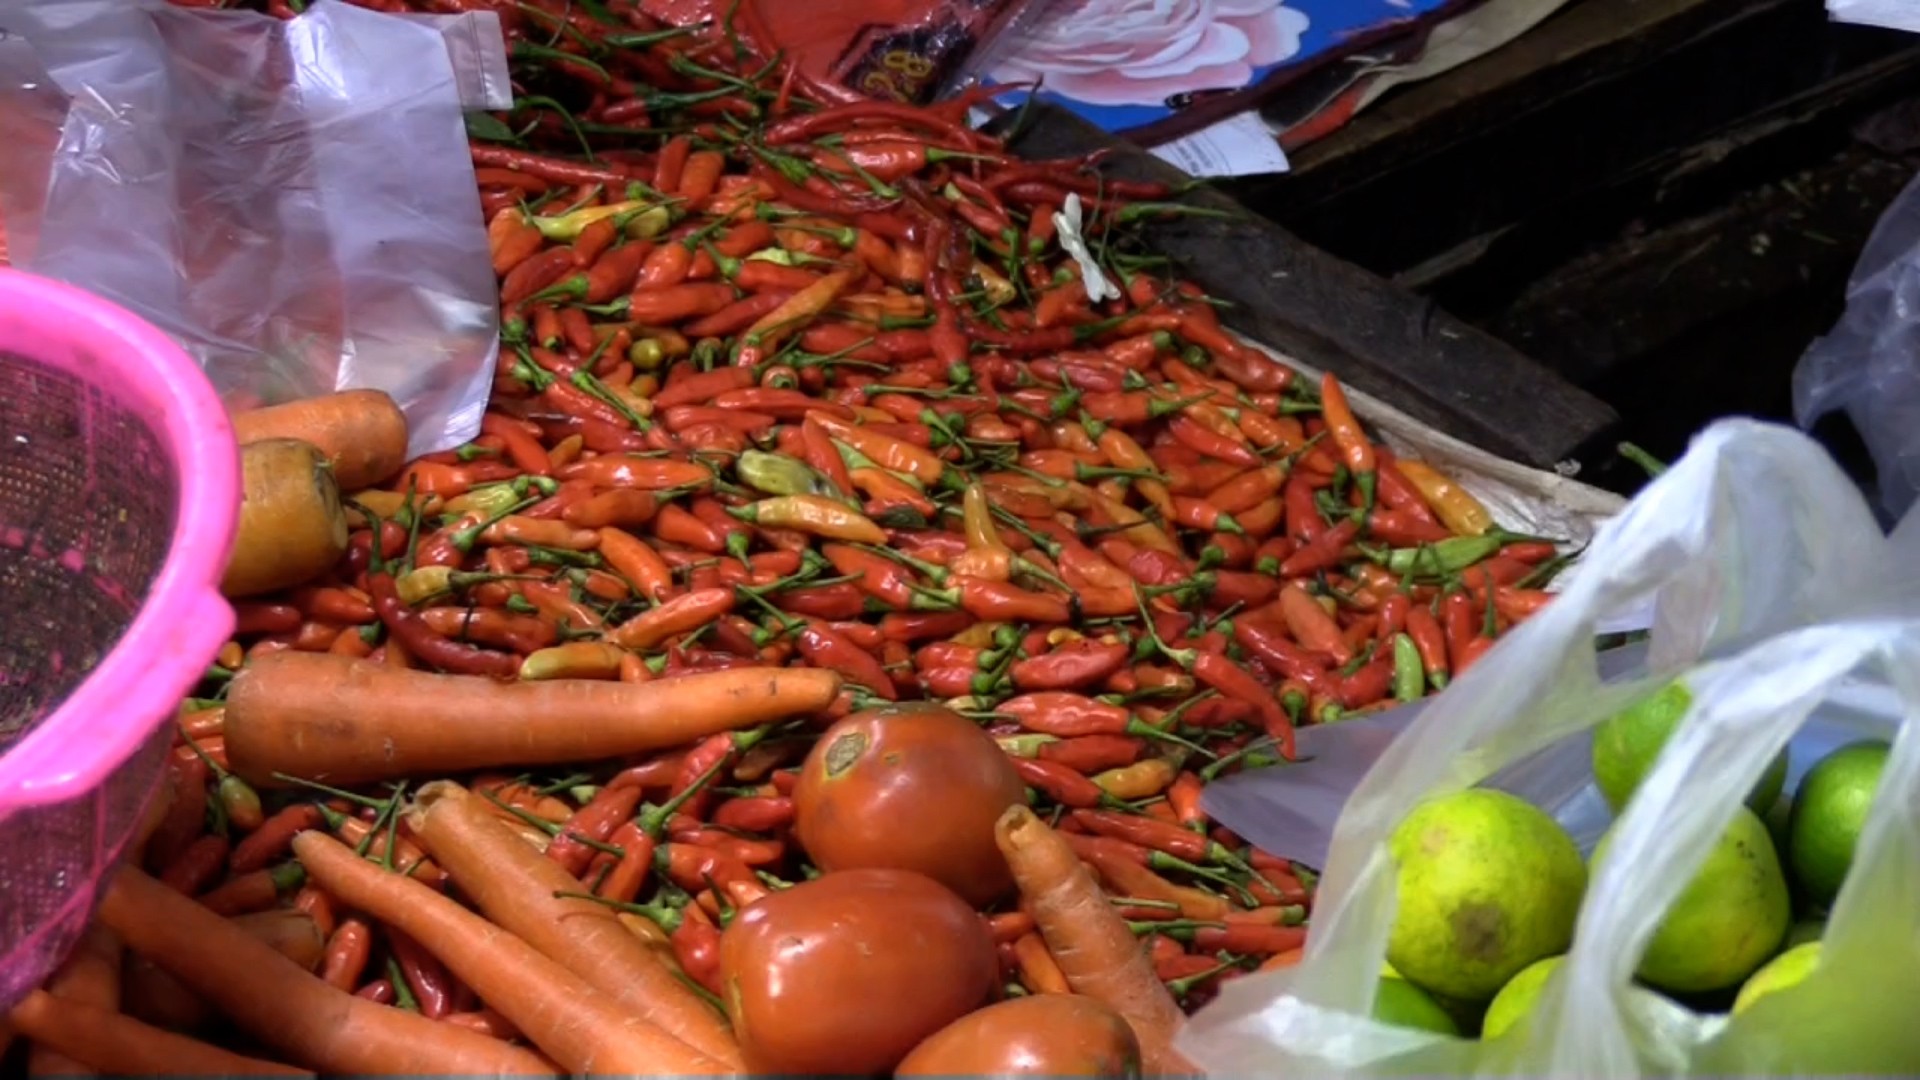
[1228,0,1920,281]
[998,104,1622,470]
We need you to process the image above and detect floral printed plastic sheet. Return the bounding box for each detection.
[983,0,1461,144]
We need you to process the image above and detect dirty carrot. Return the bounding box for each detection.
[995,805,1195,1076]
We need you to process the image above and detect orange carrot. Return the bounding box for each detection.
[231,389,409,492]
[8,991,312,1077]
[26,923,121,1077]
[995,805,1194,1076]
[122,908,327,1033]
[96,866,554,1075]
[224,651,841,787]
[223,440,350,599]
[291,830,728,1075]
[407,781,743,1067]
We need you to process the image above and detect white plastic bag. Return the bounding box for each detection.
[0,0,511,458]
[1181,418,1920,1077]
[1794,170,1920,524]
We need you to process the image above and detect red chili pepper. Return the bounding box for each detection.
[955,578,1067,623]
[367,572,521,679]
[772,581,869,620]
[229,802,325,874]
[320,919,375,991]
[1279,518,1359,577]
[1035,734,1145,774]
[1070,809,1237,866]
[710,796,796,833]
[998,693,1135,739]
[1192,652,1297,759]
[1404,602,1451,687]
[1284,472,1327,545]
[1232,615,1334,689]
[876,609,974,643]
[546,783,645,876]
[1167,771,1207,830]
[1374,450,1439,525]
[1337,654,1395,709]
[1208,570,1279,609]
[388,929,454,1019]
[796,621,896,699]
[1008,756,1105,808]
[159,833,230,896]
[1008,638,1130,692]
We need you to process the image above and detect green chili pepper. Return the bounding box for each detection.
[736,449,833,498]
[1392,633,1425,703]
[1380,534,1507,577]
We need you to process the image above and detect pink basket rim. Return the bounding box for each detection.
[0,269,238,812]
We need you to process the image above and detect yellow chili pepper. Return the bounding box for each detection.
[1091,756,1178,800]
[948,482,1013,582]
[1392,459,1494,537]
[730,494,887,544]
[440,483,522,519]
[531,199,671,242]
[1087,489,1183,557]
[736,267,863,368]
[520,642,626,681]
[396,565,457,607]
[1096,427,1175,519]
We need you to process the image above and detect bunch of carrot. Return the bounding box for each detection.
[12,0,1574,1072]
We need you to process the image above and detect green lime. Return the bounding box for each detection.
[1787,740,1891,906]
[1386,789,1586,1002]
[1732,941,1822,1015]
[1373,976,1460,1036]
[1592,806,1790,993]
[1481,955,1563,1040]
[1591,681,1787,814]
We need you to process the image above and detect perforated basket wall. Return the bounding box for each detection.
[0,350,179,1006]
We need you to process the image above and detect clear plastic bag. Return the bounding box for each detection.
[1181,418,1920,1077]
[1794,170,1920,524]
[0,0,512,458]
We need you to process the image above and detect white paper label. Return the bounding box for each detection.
[1150,112,1291,178]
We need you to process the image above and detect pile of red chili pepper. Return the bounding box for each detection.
[116,0,1573,1054]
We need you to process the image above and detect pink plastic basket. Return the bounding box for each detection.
[0,269,238,1008]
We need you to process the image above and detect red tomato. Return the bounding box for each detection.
[895,995,1144,1077]
[720,868,997,1074]
[793,704,1027,906]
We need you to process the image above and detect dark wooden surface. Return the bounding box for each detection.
[1002,104,1623,475]
[1216,0,1920,486]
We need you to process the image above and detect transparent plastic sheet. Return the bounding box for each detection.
[0,0,512,459]
[1793,170,1920,525]
[1181,419,1920,1078]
